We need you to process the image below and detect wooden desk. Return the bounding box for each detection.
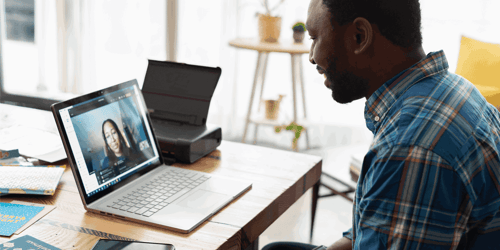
[0,140,322,250]
[229,38,311,151]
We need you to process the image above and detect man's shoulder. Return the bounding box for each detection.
[390,72,496,162]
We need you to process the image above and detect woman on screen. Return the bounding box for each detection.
[101,119,131,168]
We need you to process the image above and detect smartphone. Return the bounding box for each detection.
[91,239,175,250]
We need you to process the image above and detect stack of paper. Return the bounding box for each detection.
[0,166,65,196]
[0,149,33,166]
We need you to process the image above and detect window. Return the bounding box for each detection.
[0,0,170,110]
[4,0,34,42]
[0,0,58,109]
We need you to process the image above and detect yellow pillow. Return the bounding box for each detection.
[455,36,500,107]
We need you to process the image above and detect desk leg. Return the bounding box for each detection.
[310,180,320,243]
[243,52,265,143]
[244,237,259,250]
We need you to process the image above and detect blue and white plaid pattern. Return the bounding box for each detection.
[344,51,500,249]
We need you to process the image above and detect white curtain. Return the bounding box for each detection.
[75,0,167,94]
[56,0,83,94]
[35,0,168,96]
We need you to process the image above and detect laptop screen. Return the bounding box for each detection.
[57,82,160,198]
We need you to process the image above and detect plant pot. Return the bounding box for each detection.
[293,31,305,43]
[258,14,282,43]
[264,99,281,120]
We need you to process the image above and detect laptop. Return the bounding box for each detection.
[51,79,252,233]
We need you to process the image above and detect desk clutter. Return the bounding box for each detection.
[0,235,60,250]
[0,104,66,163]
[0,201,56,237]
[0,150,65,196]
[0,149,60,239]
[0,166,65,196]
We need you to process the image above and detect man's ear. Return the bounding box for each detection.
[352,17,372,55]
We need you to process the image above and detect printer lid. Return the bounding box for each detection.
[142,60,222,126]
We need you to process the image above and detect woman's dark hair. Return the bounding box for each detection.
[102,119,129,166]
[322,0,422,49]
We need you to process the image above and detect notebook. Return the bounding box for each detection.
[51,79,251,233]
[0,165,65,195]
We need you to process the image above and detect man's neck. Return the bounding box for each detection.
[365,46,426,99]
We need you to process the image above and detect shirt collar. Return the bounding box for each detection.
[364,50,449,133]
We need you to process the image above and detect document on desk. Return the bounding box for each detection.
[0,202,44,236]
[0,125,66,162]
[10,201,56,235]
[0,166,65,196]
[0,235,61,250]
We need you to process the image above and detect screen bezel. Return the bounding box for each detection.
[51,79,166,205]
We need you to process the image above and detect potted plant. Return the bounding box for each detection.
[257,0,286,43]
[275,121,305,151]
[292,22,306,43]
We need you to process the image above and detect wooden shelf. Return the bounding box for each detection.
[249,117,310,128]
[229,37,310,54]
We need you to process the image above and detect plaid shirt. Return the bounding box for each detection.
[343,51,500,249]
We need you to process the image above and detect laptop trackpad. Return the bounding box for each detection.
[176,189,228,210]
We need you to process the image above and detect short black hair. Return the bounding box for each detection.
[322,0,422,49]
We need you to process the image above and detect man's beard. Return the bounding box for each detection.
[325,56,370,104]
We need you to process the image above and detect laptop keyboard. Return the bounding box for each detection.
[107,168,210,217]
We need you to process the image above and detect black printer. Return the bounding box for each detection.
[142,60,222,164]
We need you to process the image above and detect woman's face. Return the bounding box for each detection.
[103,121,123,156]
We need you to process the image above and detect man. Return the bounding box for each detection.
[263,0,500,249]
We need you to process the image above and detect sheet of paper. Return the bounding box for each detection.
[0,104,66,163]
[0,125,66,163]
[10,201,56,235]
[0,202,44,236]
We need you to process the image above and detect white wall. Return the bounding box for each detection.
[177,0,500,148]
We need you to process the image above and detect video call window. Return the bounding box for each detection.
[71,94,155,185]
